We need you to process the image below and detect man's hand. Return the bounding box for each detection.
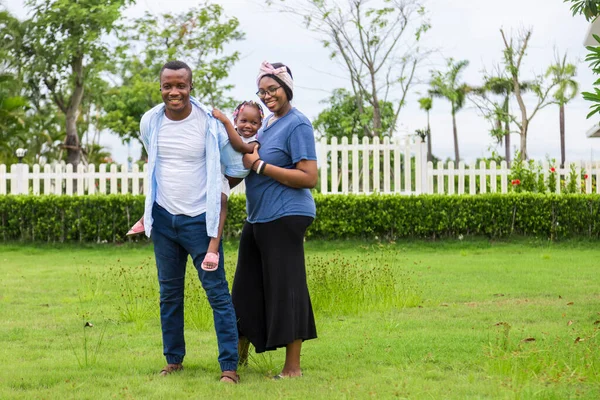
[242,145,260,170]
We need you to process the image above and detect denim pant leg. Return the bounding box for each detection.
[178,213,239,372]
[152,204,188,365]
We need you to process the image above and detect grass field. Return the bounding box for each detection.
[1,238,599,399]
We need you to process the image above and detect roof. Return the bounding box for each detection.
[585,124,600,138]
[585,18,600,46]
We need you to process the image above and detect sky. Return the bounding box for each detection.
[3,0,600,164]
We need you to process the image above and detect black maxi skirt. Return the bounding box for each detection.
[232,215,317,353]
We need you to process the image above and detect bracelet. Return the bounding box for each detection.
[256,161,267,175]
[251,158,262,170]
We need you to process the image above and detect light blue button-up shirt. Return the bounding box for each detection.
[139,97,249,238]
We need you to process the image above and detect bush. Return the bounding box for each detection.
[0,193,599,242]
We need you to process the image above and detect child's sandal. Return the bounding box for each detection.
[126,219,145,236]
[201,252,219,272]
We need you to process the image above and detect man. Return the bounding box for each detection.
[139,60,247,383]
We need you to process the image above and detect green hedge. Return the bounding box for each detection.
[1,193,599,242]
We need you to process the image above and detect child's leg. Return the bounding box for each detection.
[201,193,228,271]
[126,216,145,236]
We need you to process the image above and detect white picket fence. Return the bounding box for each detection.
[0,163,149,195]
[427,160,600,195]
[318,136,428,194]
[0,162,248,196]
[1,136,599,195]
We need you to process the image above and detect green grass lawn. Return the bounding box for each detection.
[1,239,599,399]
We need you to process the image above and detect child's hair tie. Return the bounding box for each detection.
[233,100,265,122]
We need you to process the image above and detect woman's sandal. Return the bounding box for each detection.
[201,252,219,272]
[220,371,240,384]
[159,363,183,376]
[272,372,303,380]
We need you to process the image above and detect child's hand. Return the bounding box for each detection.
[212,108,227,123]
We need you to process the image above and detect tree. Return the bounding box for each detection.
[0,73,29,163]
[103,3,244,156]
[470,70,532,163]
[500,28,557,160]
[546,53,578,168]
[313,88,395,141]
[429,59,470,164]
[565,0,600,19]
[417,96,433,162]
[267,0,430,137]
[0,10,28,162]
[19,0,133,166]
[564,1,600,119]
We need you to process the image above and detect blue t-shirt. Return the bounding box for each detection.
[245,108,317,223]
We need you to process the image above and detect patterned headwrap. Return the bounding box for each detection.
[232,100,264,123]
[256,61,294,97]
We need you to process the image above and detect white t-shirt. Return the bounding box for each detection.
[241,134,259,144]
[155,107,209,217]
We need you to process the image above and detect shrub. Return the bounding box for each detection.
[1,193,599,242]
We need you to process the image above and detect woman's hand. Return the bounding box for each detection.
[242,145,260,170]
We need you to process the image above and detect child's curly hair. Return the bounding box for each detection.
[232,101,264,123]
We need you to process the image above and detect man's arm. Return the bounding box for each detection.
[139,112,151,152]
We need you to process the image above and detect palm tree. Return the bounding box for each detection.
[546,54,578,168]
[482,75,533,163]
[418,96,433,162]
[429,59,470,164]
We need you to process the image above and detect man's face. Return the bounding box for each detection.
[160,68,192,119]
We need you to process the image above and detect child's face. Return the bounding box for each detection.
[235,107,262,138]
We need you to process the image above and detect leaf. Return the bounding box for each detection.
[567,302,574,306]
[567,320,573,326]
[521,337,535,342]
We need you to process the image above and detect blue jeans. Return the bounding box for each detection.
[151,202,238,371]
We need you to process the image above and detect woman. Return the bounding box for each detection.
[232,61,318,379]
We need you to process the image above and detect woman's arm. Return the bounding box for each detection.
[212,108,256,154]
[242,146,318,189]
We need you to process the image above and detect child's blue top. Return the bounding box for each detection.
[244,107,317,223]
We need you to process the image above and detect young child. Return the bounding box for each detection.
[213,100,264,154]
[127,101,264,272]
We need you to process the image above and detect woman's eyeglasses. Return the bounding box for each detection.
[256,86,281,99]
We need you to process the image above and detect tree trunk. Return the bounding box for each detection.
[369,65,381,137]
[504,98,511,163]
[371,95,382,137]
[504,129,511,163]
[452,108,459,164]
[559,104,565,168]
[520,119,528,161]
[65,55,85,166]
[426,111,432,162]
[65,111,81,165]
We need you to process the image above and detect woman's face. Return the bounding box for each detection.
[235,106,262,138]
[258,76,288,115]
